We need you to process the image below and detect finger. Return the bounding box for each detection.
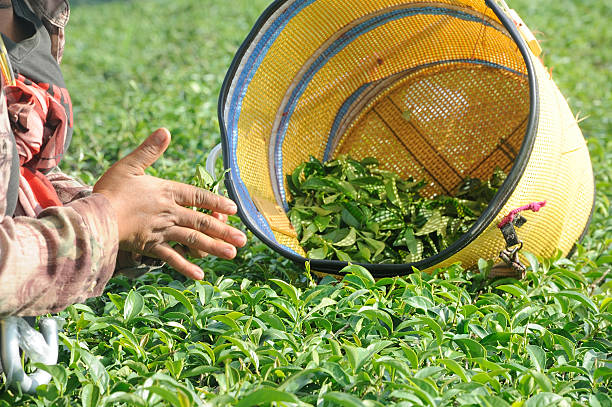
[119,128,171,174]
[149,243,204,280]
[175,206,246,247]
[188,247,209,259]
[174,242,209,259]
[211,212,229,223]
[169,182,237,214]
[166,226,238,259]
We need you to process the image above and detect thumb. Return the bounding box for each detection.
[120,128,171,173]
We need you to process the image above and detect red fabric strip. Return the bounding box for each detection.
[20,166,62,209]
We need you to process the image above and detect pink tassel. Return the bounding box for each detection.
[498,201,547,228]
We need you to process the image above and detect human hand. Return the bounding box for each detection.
[177,211,230,259]
[93,128,246,280]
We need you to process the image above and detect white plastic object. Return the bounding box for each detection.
[205,143,223,180]
[0,317,58,394]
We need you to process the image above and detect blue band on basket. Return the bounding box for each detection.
[323,83,370,162]
[226,0,312,253]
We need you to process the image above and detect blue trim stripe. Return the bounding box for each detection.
[323,83,370,161]
[228,0,315,164]
[227,0,314,251]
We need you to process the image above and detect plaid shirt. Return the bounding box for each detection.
[0,0,138,316]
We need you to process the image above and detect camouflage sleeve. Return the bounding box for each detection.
[0,193,119,317]
[46,166,92,204]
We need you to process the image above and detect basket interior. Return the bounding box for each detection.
[221,0,530,260]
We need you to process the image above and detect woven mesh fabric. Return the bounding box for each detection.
[421,57,594,273]
[333,62,529,198]
[221,0,594,274]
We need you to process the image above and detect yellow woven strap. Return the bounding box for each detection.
[492,0,542,56]
[251,193,298,238]
[507,9,542,57]
[0,37,15,85]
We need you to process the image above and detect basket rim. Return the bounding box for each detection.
[218,0,540,276]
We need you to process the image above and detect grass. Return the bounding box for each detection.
[2,0,610,405]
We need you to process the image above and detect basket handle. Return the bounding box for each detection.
[0,316,59,394]
[205,143,223,180]
[203,142,226,196]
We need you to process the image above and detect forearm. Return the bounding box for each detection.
[0,193,118,316]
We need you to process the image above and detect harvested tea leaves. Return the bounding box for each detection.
[191,165,227,195]
[287,155,506,264]
[190,165,228,215]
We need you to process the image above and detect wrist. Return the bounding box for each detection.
[90,190,124,243]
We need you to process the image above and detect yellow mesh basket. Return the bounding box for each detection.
[218,0,594,276]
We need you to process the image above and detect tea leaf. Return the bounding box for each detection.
[287,155,504,263]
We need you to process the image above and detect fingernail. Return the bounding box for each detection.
[194,268,204,280]
[152,129,167,145]
[226,201,237,213]
[224,247,236,258]
[234,232,247,247]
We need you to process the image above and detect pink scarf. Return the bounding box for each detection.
[6,74,67,216]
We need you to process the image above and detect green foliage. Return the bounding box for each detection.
[3,0,611,405]
[287,155,505,263]
[2,254,610,406]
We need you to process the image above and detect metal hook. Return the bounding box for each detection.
[491,241,526,279]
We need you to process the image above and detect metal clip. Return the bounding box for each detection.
[491,201,546,280]
[490,242,526,279]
